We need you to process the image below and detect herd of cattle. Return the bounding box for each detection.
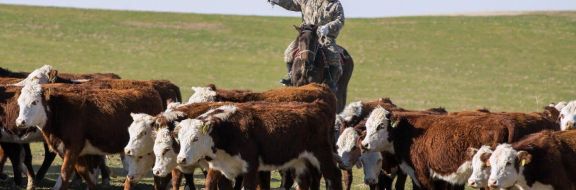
[0,65,575,190]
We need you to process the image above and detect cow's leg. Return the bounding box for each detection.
[258,171,270,190]
[342,169,352,190]
[1,143,24,188]
[36,142,56,183]
[279,169,294,189]
[242,165,259,190]
[234,176,243,190]
[377,172,391,190]
[22,144,36,190]
[57,149,79,190]
[74,156,97,190]
[183,172,196,190]
[0,145,7,181]
[205,169,219,190]
[294,172,310,190]
[394,172,407,190]
[98,156,110,186]
[316,151,343,190]
[171,169,183,190]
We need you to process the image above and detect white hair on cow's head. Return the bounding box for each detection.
[551,101,567,111]
[176,119,216,166]
[159,110,187,125]
[13,65,53,86]
[560,100,576,131]
[15,82,48,129]
[125,113,156,157]
[336,127,361,169]
[188,86,217,103]
[153,127,177,177]
[468,145,493,189]
[339,101,363,122]
[361,106,393,153]
[487,144,531,189]
[199,105,238,121]
[165,102,183,112]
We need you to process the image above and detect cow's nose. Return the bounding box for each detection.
[488,179,498,188]
[125,149,132,156]
[364,178,377,185]
[16,119,25,127]
[468,181,477,188]
[360,143,369,151]
[128,175,134,181]
[177,157,186,164]
[154,170,160,176]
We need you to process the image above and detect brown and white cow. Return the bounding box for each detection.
[15,82,163,190]
[335,99,446,190]
[487,130,576,189]
[176,100,342,190]
[361,106,559,190]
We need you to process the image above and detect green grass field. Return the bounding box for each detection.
[0,3,575,190]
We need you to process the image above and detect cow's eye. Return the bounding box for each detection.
[192,136,199,142]
[506,162,512,166]
[31,101,37,106]
[560,114,564,119]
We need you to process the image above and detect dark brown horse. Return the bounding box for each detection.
[289,24,353,112]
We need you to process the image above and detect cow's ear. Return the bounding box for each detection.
[207,84,216,91]
[201,120,215,134]
[517,151,532,166]
[48,69,58,83]
[130,113,138,120]
[466,147,478,160]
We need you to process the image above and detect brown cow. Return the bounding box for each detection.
[487,130,576,189]
[175,100,342,190]
[335,99,446,190]
[361,107,559,190]
[15,82,163,190]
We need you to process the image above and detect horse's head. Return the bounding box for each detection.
[291,24,326,86]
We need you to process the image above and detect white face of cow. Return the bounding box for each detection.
[467,146,493,189]
[187,87,217,103]
[125,153,155,183]
[153,128,177,177]
[552,101,567,111]
[487,144,532,189]
[125,113,156,157]
[176,119,215,166]
[13,65,53,86]
[361,107,393,153]
[336,127,361,169]
[165,102,183,112]
[360,151,383,185]
[559,101,576,131]
[15,83,48,129]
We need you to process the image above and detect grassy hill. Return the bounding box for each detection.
[0,3,575,190]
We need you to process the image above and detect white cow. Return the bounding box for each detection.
[336,127,361,169]
[187,87,217,103]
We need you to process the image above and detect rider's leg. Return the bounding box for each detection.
[281,40,297,85]
[325,42,342,91]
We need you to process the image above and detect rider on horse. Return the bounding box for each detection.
[269,0,345,90]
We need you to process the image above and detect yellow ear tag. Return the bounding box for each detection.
[201,124,209,134]
[521,159,526,166]
[391,120,399,128]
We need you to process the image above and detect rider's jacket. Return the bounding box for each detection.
[275,0,345,39]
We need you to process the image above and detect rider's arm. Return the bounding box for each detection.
[323,1,344,37]
[273,0,302,12]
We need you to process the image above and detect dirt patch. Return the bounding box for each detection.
[124,21,224,31]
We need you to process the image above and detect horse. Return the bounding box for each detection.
[289,24,353,112]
